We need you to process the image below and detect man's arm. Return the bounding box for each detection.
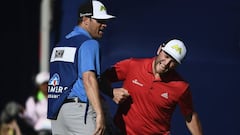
[185,112,203,135]
[98,67,118,98]
[83,71,105,135]
[98,67,130,104]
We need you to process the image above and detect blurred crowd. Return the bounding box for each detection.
[0,72,52,135]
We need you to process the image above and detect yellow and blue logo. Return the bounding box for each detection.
[171,44,182,55]
[100,5,106,11]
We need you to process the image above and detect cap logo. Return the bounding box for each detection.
[171,44,182,55]
[100,5,106,11]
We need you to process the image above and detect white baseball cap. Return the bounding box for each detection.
[35,71,50,85]
[79,0,115,20]
[161,39,187,64]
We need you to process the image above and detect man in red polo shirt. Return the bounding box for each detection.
[100,39,203,135]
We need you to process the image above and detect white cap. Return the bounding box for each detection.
[35,72,50,85]
[79,0,115,20]
[161,39,187,64]
[91,1,115,19]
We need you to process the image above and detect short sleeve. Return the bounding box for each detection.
[178,87,195,117]
[114,58,133,80]
[78,39,100,76]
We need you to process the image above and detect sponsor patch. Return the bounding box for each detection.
[50,47,76,63]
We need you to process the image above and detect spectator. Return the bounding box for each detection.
[22,71,51,135]
[0,101,22,135]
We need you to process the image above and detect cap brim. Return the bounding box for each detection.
[92,14,116,19]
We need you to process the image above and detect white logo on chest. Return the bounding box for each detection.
[161,92,169,99]
[132,79,143,87]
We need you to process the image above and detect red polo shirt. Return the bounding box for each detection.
[113,57,194,135]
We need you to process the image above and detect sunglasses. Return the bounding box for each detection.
[92,18,108,24]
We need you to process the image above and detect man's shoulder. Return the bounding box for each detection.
[129,57,152,63]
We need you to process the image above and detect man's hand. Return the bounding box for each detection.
[113,88,130,104]
[94,113,105,135]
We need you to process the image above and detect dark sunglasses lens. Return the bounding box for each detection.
[96,19,107,24]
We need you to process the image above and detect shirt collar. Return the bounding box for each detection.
[147,57,175,82]
[65,26,92,39]
[147,57,155,74]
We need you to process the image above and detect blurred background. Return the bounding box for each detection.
[1,0,240,134]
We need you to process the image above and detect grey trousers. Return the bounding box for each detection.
[51,102,96,135]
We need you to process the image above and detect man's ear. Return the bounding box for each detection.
[157,46,162,55]
[82,16,89,25]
